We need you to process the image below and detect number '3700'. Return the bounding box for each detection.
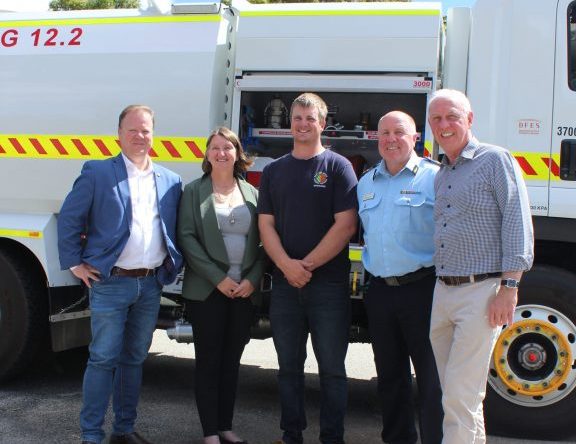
[1,28,83,48]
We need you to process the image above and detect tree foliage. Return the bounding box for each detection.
[49,0,406,9]
[49,0,139,10]
[247,0,407,2]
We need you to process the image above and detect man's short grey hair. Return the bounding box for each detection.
[428,89,472,115]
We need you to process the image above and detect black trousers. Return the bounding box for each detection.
[364,273,443,444]
[187,289,254,437]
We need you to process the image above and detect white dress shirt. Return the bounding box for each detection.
[115,154,167,270]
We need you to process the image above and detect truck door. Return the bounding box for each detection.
[551,0,576,218]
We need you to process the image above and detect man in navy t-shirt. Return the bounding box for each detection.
[258,93,358,444]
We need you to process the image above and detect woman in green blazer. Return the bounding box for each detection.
[177,127,265,444]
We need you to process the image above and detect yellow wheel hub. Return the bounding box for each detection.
[493,319,572,396]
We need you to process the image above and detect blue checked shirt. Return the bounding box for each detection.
[434,138,534,276]
[358,153,439,278]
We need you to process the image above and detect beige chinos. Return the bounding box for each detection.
[430,278,502,444]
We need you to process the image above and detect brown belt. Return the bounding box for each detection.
[438,272,500,286]
[111,267,156,278]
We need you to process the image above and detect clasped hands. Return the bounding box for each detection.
[280,258,315,288]
[217,277,255,299]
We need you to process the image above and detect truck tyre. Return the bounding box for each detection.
[485,265,576,440]
[0,247,48,382]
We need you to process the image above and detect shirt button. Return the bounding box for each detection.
[452,166,456,170]
[441,265,444,269]
[448,185,452,189]
[443,223,447,227]
[447,204,451,208]
[441,244,444,248]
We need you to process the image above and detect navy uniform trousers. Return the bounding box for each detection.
[364,272,443,444]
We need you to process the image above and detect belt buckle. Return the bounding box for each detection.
[384,276,400,286]
[441,276,458,286]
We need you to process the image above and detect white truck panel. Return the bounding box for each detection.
[0,10,233,214]
[549,0,576,218]
[0,213,72,286]
[465,0,556,215]
[232,0,442,73]
[442,7,470,92]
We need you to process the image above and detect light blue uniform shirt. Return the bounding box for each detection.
[357,153,439,278]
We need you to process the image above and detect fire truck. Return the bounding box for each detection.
[1,0,575,438]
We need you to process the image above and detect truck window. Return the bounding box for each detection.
[569,2,576,89]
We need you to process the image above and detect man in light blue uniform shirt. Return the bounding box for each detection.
[357,111,443,444]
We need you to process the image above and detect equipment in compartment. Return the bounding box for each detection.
[264,94,289,129]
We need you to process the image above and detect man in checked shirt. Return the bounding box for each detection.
[427,89,534,444]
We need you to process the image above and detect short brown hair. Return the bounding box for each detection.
[118,105,155,129]
[202,126,253,176]
[290,93,328,122]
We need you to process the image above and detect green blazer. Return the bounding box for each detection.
[177,174,266,302]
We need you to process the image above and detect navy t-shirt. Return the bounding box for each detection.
[257,149,358,280]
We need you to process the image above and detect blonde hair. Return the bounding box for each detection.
[290,93,328,122]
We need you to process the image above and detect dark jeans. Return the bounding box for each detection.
[270,276,351,444]
[187,290,253,437]
[364,273,443,444]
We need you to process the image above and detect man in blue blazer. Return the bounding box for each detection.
[58,105,182,444]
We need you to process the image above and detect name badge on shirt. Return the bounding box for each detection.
[362,192,375,201]
[400,190,421,195]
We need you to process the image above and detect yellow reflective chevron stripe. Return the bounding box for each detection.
[0,135,560,175]
[0,228,43,239]
[0,15,220,28]
[512,151,559,181]
[241,9,440,17]
[0,134,206,162]
[424,140,433,158]
[423,146,557,182]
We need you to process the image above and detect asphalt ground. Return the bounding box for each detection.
[0,332,573,444]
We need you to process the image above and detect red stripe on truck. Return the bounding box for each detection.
[9,138,26,154]
[162,141,182,158]
[72,139,90,156]
[30,138,47,155]
[514,156,537,176]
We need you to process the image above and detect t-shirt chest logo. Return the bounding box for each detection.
[313,171,328,188]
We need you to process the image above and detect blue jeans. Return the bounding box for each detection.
[80,275,161,443]
[270,276,350,444]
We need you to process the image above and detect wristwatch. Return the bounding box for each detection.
[501,278,520,289]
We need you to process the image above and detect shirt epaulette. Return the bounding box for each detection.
[358,165,377,180]
[421,157,441,167]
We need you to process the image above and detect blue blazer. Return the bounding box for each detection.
[58,154,183,285]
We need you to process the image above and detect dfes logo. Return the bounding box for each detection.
[313,171,328,186]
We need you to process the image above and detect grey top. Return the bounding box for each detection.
[434,138,534,276]
[215,202,251,282]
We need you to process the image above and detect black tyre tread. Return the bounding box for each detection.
[0,247,48,382]
[485,264,576,440]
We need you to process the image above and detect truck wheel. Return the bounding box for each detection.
[485,265,576,440]
[0,248,48,382]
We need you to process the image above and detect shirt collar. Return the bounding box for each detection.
[374,151,420,179]
[440,137,480,166]
[121,153,153,177]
